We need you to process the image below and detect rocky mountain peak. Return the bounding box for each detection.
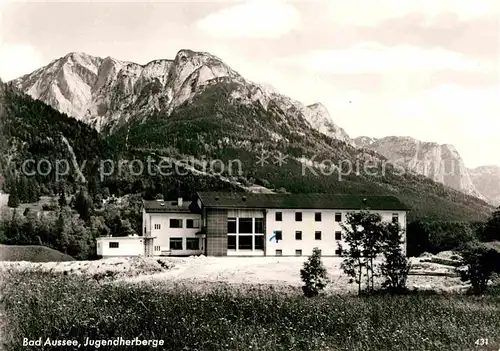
[10,49,351,144]
[356,135,485,200]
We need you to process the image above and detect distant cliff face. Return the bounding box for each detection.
[354,136,485,200]
[10,50,351,144]
[469,166,500,206]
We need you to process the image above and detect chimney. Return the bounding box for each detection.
[177,197,183,207]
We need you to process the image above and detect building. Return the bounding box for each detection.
[96,192,409,258]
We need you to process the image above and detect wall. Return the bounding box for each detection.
[265,209,407,256]
[205,208,228,256]
[149,212,202,256]
[0,193,9,208]
[97,237,144,257]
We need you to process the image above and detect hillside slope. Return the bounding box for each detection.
[109,81,493,222]
[354,136,485,200]
[469,165,500,206]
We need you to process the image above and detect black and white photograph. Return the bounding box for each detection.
[0,0,499,350]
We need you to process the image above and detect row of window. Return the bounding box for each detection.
[168,237,200,250]
[108,238,200,251]
[153,219,200,230]
[275,212,343,222]
[275,248,343,256]
[274,212,399,223]
[273,230,342,241]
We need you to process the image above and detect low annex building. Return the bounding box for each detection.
[96,192,409,258]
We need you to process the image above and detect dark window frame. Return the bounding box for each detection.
[109,242,119,249]
[315,231,322,240]
[335,213,342,222]
[186,219,200,229]
[315,212,322,221]
[295,212,302,222]
[295,231,302,240]
[335,231,342,240]
[186,238,199,250]
[169,219,183,228]
[275,212,282,221]
[169,238,183,250]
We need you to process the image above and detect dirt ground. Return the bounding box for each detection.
[0,254,466,295]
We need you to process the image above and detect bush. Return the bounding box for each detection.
[300,247,328,297]
[380,223,411,293]
[457,243,498,294]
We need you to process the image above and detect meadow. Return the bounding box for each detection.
[1,267,499,351]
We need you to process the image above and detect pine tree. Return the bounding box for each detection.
[58,187,67,208]
[300,247,328,297]
[7,183,20,208]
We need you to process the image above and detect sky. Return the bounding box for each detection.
[0,0,499,168]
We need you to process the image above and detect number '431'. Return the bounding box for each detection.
[474,338,488,346]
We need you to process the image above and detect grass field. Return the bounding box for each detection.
[0,245,75,262]
[1,267,499,351]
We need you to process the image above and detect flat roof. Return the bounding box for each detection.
[197,192,410,211]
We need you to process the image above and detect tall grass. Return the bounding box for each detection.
[1,269,499,350]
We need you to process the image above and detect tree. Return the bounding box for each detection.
[340,210,385,294]
[74,188,93,222]
[7,184,19,208]
[300,247,328,297]
[380,222,411,292]
[457,242,498,295]
[481,206,500,242]
[58,187,67,208]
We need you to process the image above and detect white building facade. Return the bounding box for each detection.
[96,192,409,258]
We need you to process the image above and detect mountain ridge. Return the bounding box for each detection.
[354,135,488,201]
[10,50,352,145]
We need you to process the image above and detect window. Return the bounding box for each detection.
[228,217,265,251]
[154,246,161,251]
[295,231,302,240]
[186,238,199,250]
[228,235,236,250]
[154,224,161,230]
[274,230,282,241]
[315,212,322,221]
[295,212,302,221]
[254,235,264,250]
[169,219,183,228]
[276,249,283,256]
[238,235,253,250]
[315,231,322,240]
[392,213,399,223]
[238,218,253,233]
[275,212,282,221]
[295,249,302,256]
[335,213,342,222]
[335,231,342,240]
[97,243,100,249]
[254,218,264,233]
[186,219,200,228]
[228,218,237,233]
[109,242,119,249]
[170,238,183,250]
[335,248,342,256]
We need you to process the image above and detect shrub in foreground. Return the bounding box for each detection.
[457,242,499,294]
[300,247,328,297]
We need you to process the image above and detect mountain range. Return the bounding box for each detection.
[1,49,497,221]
